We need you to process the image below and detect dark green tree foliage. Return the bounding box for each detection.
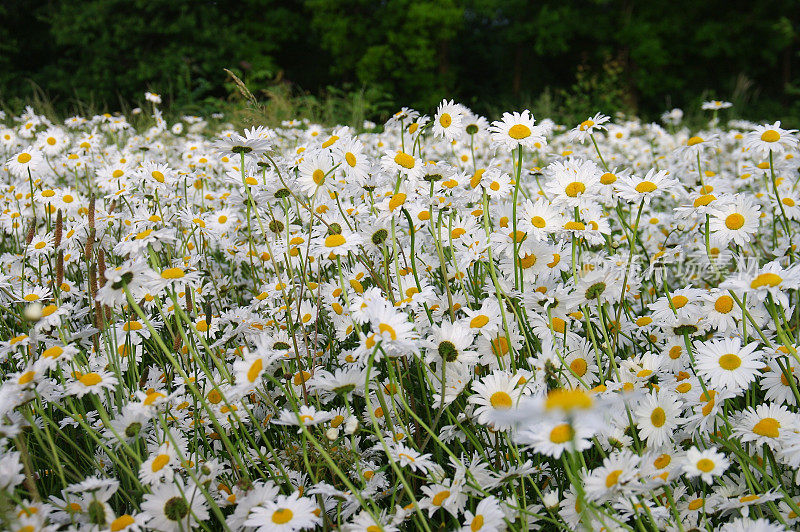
[0,0,798,122]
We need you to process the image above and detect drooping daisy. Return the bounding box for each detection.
[567,112,610,144]
[723,259,800,308]
[744,121,798,158]
[387,442,434,473]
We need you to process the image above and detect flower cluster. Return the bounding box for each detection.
[1,97,800,531]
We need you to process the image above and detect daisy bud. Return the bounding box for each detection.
[24,302,43,321]
[542,490,559,510]
[344,416,358,435]
[677,223,686,231]
[325,428,339,441]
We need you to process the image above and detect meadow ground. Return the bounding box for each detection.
[2,95,800,531]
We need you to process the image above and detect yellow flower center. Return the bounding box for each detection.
[545,388,592,411]
[161,267,185,279]
[654,454,671,469]
[635,181,657,193]
[570,358,588,376]
[565,181,586,197]
[379,323,397,340]
[43,346,63,358]
[470,315,489,328]
[696,458,715,472]
[600,172,617,184]
[605,469,622,487]
[151,454,170,472]
[688,498,704,511]
[650,407,666,427]
[671,295,689,308]
[753,417,781,438]
[718,353,741,370]
[325,234,346,247]
[439,113,452,128]
[508,124,531,139]
[389,193,407,211]
[432,490,450,506]
[714,295,734,314]
[470,515,484,532]
[751,273,782,289]
[761,130,780,143]
[579,119,595,131]
[345,153,357,167]
[394,152,415,169]
[489,391,513,409]
[79,372,102,386]
[272,508,294,524]
[725,213,745,230]
[549,423,574,443]
[247,359,263,383]
[687,136,704,146]
[111,514,135,531]
[17,153,32,164]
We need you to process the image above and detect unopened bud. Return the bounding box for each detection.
[677,224,686,231]
[344,416,358,435]
[24,302,43,321]
[325,428,339,441]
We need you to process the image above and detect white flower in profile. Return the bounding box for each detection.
[272,405,333,431]
[744,121,798,158]
[567,112,610,143]
[488,110,547,152]
[701,100,732,110]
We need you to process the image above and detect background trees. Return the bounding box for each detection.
[1,0,798,123]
